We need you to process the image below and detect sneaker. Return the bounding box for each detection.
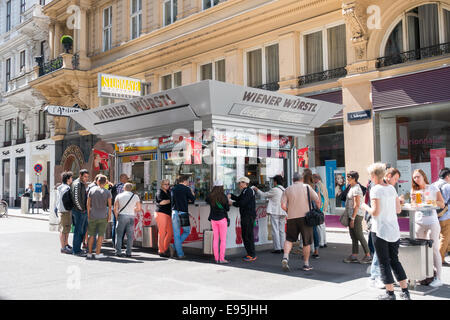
[243,256,257,262]
[271,250,282,254]
[116,253,124,257]
[219,259,230,264]
[73,251,87,257]
[95,253,106,259]
[399,291,412,300]
[66,244,73,250]
[312,254,320,259]
[360,255,372,264]
[378,292,396,300]
[60,247,72,254]
[86,253,95,260]
[281,258,290,272]
[302,264,313,271]
[343,255,359,263]
[429,278,443,287]
[176,255,186,260]
[375,278,386,289]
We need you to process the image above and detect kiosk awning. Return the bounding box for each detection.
[71,80,343,143]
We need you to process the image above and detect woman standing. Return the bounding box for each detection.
[313,174,328,248]
[343,171,372,264]
[411,169,445,287]
[155,179,173,258]
[361,163,410,300]
[303,169,321,258]
[206,180,230,264]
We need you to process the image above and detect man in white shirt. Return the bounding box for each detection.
[114,183,141,257]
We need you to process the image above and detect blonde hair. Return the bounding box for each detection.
[367,162,386,180]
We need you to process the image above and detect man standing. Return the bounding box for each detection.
[253,175,286,254]
[114,183,141,257]
[71,169,89,256]
[171,175,195,259]
[281,172,320,271]
[433,168,450,265]
[56,172,73,254]
[42,180,50,212]
[229,177,257,262]
[111,173,129,247]
[86,175,112,259]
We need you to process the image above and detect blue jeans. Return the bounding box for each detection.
[172,210,191,257]
[313,225,320,249]
[72,209,88,254]
[370,252,381,279]
[116,215,134,255]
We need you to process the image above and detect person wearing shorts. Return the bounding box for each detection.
[86,175,112,260]
[57,171,73,254]
[281,172,320,271]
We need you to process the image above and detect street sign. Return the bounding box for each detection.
[34,163,43,174]
[44,105,83,117]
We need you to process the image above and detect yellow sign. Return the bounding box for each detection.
[98,73,142,99]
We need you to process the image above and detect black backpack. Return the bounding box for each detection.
[62,187,74,211]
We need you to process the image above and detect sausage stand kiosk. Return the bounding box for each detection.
[71,80,343,254]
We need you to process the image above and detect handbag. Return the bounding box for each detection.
[305,186,325,227]
[179,212,191,227]
[437,186,449,218]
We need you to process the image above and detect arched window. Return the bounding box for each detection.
[383,3,450,57]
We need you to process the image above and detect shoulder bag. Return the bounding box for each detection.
[437,186,448,218]
[118,193,135,215]
[305,186,325,227]
[179,212,191,227]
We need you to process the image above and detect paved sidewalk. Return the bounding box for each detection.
[6,207,50,221]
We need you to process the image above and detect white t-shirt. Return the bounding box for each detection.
[370,184,400,242]
[115,191,140,216]
[345,184,365,217]
[414,184,439,225]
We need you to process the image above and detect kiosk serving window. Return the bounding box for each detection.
[120,153,158,200]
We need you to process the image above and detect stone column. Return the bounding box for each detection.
[224,49,243,85]
[54,22,61,57]
[340,72,379,183]
[278,31,300,90]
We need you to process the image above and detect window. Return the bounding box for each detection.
[40,41,45,60]
[203,0,219,10]
[303,24,346,75]
[200,59,226,82]
[6,1,11,32]
[161,71,182,90]
[20,51,26,72]
[246,44,279,87]
[5,58,11,91]
[2,160,10,201]
[103,6,113,51]
[16,157,25,198]
[38,110,47,139]
[4,119,12,143]
[17,118,25,143]
[164,0,177,26]
[20,0,26,14]
[383,4,449,56]
[130,0,142,40]
[40,0,45,5]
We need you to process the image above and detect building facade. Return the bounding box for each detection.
[0,0,55,207]
[27,0,450,211]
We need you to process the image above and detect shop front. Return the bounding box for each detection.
[72,80,342,254]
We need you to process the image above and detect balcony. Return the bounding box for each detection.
[298,67,347,87]
[3,141,12,147]
[376,42,450,68]
[38,56,63,77]
[255,82,280,91]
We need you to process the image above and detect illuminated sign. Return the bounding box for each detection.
[98,73,142,99]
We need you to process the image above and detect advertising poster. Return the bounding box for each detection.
[334,171,346,207]
[397,159,412,197]
[297,147,309,168]
[93,149,109,170]
[430,149,446,182]
[325,160,337,198]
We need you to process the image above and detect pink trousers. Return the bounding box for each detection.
[211,218,228,262]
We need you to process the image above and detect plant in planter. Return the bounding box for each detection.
[60,35,73,53]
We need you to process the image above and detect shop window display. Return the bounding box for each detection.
[375,103,450,200]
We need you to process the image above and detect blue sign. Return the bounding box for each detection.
[347,110,372,121]
[34,183,42,193]
[325,160,337,198]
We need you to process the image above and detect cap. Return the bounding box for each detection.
[213,180,224,187]
[237,177,250,184]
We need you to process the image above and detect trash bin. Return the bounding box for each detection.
[142,225,158,248]
[398,238,434,281]
[21,197,29,214]
[203,230,214,255]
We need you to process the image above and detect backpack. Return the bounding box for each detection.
[62,187,74,211]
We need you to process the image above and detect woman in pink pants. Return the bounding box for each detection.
[206,180,230,264]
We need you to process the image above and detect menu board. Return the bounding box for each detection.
[397,159,412,196]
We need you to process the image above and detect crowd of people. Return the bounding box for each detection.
[53,164,450,301]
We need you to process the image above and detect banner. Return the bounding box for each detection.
[430,149,446,182]
[93,149,109,170]
[297,147,309,168]
[325,160,337,198]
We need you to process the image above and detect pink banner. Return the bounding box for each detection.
[430,148,446,182]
